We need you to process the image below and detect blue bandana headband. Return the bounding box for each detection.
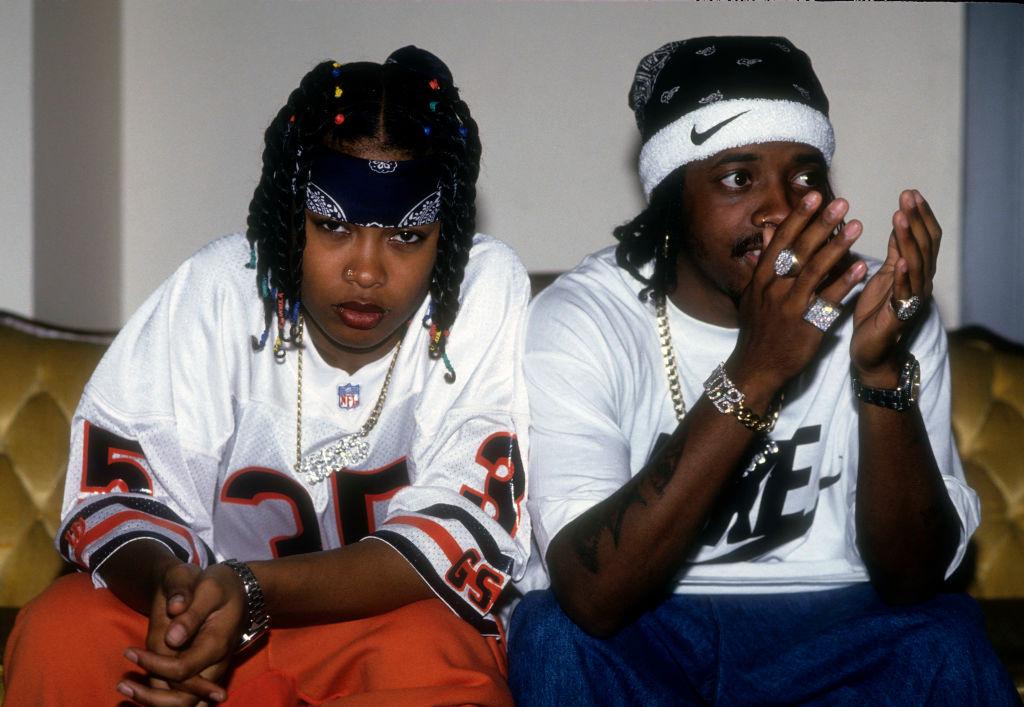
[305,149,443,228]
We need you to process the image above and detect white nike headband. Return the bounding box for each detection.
[638,98,835,200]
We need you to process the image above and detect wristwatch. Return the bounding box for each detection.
[850,354,920,412]
[221,559,270,651]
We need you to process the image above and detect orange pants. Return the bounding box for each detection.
[4,573,512,706]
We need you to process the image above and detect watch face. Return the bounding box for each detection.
[908,359,921,404]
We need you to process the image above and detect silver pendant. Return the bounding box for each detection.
[298,433,370,485]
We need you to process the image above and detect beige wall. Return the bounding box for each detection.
[0,0,33,317]
[33,0,122,330]
[11,2,966,329]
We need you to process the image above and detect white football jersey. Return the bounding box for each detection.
[57,233,530,635]
[520,246,978,594]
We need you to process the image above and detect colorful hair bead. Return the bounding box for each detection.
[251,325,271,352]
[423,125,432,136]
[334,113,345,125]
[276,291,286,328]
[289,114,296,123]
[245,241,257,269]
[428,78,440,90]
[440,350,456,383]
[259,275,271,299]
[429,101,438,112]
[335,86,343,98]
[458,126,468,138]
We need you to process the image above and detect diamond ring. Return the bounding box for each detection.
[774,248,800,277]
[892,295,922,321]
[803,296,841,332]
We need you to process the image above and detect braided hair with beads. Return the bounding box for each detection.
[245,46,480,381]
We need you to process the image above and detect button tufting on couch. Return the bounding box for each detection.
[0,306,1021,697]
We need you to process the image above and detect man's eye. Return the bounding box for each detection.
[720,171,750,188]
[391,230,424,245]
[793,171,821,188]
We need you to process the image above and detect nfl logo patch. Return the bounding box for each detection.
[338,383,360,410]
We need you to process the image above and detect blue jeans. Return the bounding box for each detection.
[508,585,1020,706]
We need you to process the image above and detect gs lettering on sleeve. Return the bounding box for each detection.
[220,459,410,557]
[445,548,505,614]
[460,432,525,535]
[80,421,154,494]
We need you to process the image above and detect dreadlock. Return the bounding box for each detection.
[614,167,688,303]
[614,165,840,303]
[245,47,481,381]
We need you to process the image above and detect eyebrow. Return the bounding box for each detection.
[711,151,825,169]
[793,153,826,166]
[712,153,759,168]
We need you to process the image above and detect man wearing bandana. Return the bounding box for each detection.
[510,36,1018,704]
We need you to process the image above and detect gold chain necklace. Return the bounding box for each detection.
[657,295,780,469]
[293,314,404,485]
[656,296,687,422]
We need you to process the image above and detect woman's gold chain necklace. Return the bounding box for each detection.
[293,314,404,484]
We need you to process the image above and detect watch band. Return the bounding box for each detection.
[850,354,920,412]
[221,559,270,651]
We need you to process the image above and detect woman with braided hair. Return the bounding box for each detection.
[4,47,528,706]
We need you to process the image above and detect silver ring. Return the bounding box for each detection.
[803,296,841,332]
[774,248,800,278]
[892,295,922,321]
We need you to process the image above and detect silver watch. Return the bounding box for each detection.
[221,559,270,651]
[851,354,921,412]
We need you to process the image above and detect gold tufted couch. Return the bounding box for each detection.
[1,309,1022,698]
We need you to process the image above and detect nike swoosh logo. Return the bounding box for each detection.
[690,111,750,145]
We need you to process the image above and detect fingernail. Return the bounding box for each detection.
[826,200,845,220]
[123,649,139,664]
[850,261,868,280]
[117,682,134,697]
[844,221,862,239]
[914,190,923,204]
[169,593,186,605]
[211,691,227,702]
[167,624,187,646]
[802,193,818,210]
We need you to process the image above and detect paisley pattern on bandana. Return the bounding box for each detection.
[306,184,347,222]
[699,90,725,105]
[399,185,442,227]
[630,40,686,128]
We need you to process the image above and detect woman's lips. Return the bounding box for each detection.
[334,301,386,330]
